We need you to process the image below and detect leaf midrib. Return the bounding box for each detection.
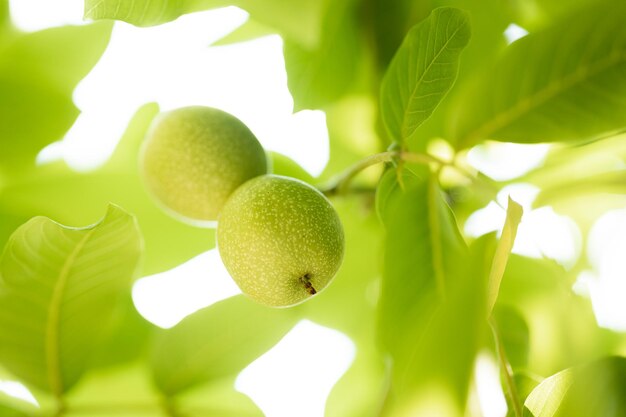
[461,51,626,145]
[45,228,95,397]
[400,15,466,140]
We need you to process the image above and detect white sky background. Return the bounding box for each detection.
[3,5,626,417]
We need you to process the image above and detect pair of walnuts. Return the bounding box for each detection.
[140,106,345,307]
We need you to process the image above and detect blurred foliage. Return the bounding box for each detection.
[0,0,624,416]
[0,21,112,179]
[452,0,626,147]
[150,295,297,396]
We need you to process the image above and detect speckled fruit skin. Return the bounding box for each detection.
[217,175,345,307]
[140,106,267,225]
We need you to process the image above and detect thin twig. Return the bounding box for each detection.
[320,151,398,196]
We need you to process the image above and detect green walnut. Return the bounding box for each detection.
[217,175,345,307]
[140,106,267,225]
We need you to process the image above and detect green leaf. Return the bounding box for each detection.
[380,7,471,144]
[84,0,323,47]
[83,0,184,27]
[64,363,165,417]
[524,356,626,417]
[0,205,142,395]
[535,170,626,207]
[268,152,315,185]
[0,103,213,276]
[486,197,522,315]
[0,22,112,177]
[324,347,386,417]
[492,306,530,369]
[211,18,275,46]
[150,295,296,396]
[0,0,9,29]
[505,0,596,31]
[87,295,153,369]
[375,168,486,412]
[283,0,361,110]
[402,0,511,151]
[0,405,30,417]
[498,256,624,377]
[174,376,264,417]
[453,2,626,146]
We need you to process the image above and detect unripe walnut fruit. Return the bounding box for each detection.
[217,175,345,307]
[140,106,267,225]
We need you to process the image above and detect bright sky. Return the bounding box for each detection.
[3,3,626,417]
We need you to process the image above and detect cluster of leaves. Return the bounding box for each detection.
[1,0,626,416]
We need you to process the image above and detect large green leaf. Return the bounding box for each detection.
[0,22,112,178]
[524,356,626,417]
[84,0,323,47]
[452,1,626,146]
[403,0,510,151]
[283,0,361,110]
[0,205,142,395]
[375,168,487,414]
[380,7,470,145]
[150,295,297,396]
[0,103,213,276]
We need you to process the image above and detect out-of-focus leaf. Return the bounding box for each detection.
[518,135,626,230]
[0,385,36,417]
[368,0,431,74]
[509,372,541,417]
[524,356,626,417]
[268,152,315,185]
[325,346,386,417]
[498,256,624,377]
[535,170,626,207]
[505,0,595,31]
[0,103,213,275]
[486,197,522,315]
[0,0,9,29]
[453,2,626,147]
[492,306,530,369]
[0,22,112,177]
[284,0,361,110]
[317,96,381,184]
[375,168,487,414]
[0,405,29,417]
[523,134,626,189]
[211,17,275,46]
[175,376,263,417]
[0,205,142,395]
[380,7,470,145]
[150,295,297,396]
[84,0,323,47]
[83,0,184,27]
[65,363,166,417]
